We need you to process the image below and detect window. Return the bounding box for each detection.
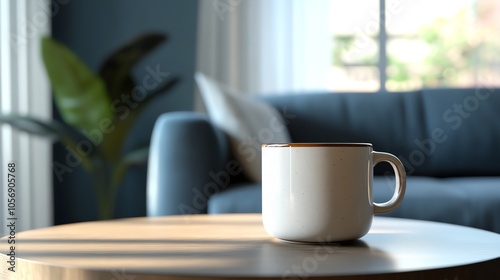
[329,0,500,92]
[0,0,52,236]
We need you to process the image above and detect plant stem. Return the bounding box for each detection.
[93,159,113,220]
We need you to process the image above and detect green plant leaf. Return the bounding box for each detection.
[0,114,61,141]
[99,33,166,102]
[0,114,99,172]
[140,76,180,107]
[93,33,167,162]
[99,75,180,163]
[0,114,89,146]
[41,37,114,135]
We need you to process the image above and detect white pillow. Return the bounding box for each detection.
[195,72,291,182]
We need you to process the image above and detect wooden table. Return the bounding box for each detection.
[1,214,499,279]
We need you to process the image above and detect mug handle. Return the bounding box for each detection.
[372,152,407,214]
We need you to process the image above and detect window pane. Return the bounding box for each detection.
[386,0,500,91]
[329,0,380,92]
[330,0,380,36]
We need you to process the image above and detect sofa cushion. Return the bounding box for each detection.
[374,176,500,233]
[261,89,500,177]
[208,176,500,233]
[418,88,499,176]
[195,73,291,182]
[208,183,263,213]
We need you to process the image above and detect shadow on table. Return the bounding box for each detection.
[256,239,396,278]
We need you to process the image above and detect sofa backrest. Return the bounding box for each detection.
[262,88,500,177]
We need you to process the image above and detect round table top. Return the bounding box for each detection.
[1,214,499,279]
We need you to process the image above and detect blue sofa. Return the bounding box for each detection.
[147,88,500,233]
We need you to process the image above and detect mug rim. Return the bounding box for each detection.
[262,143,372,148]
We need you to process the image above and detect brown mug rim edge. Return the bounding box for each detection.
[262,143,373,148]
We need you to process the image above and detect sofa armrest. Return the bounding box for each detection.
[147,112,230,216]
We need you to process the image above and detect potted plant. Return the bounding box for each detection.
[0,33,179,220]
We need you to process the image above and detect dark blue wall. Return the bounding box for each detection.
[51,0,199,224]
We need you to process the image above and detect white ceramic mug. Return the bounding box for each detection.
[262,143,406,243]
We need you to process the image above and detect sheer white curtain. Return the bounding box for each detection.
[196,0,331,95]
[0,0,52,236]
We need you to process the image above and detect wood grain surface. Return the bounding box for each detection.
[1,214,499,279]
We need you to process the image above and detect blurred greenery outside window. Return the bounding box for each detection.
[330,0,500,92]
